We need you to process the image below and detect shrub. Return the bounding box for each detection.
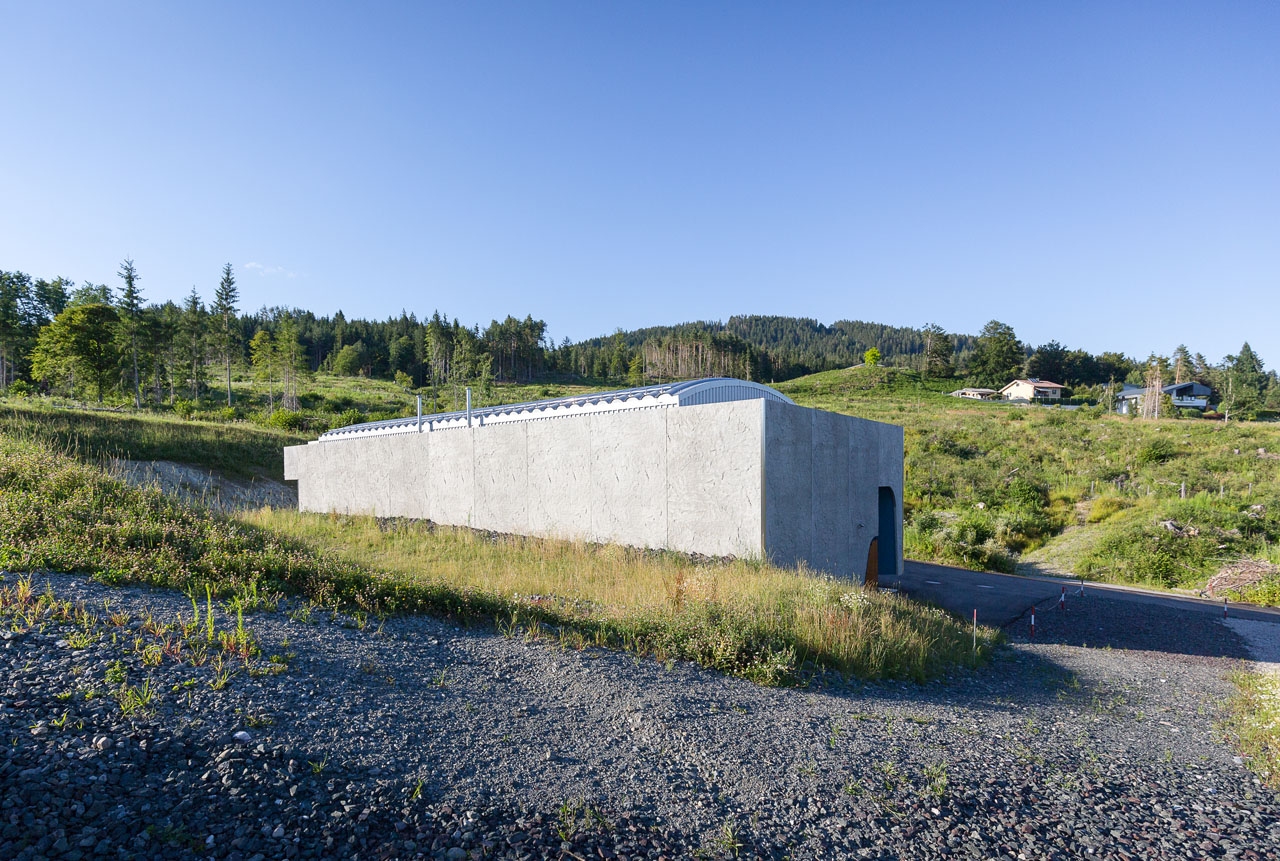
[264,409,305,431]
[1087,496,1128,523]
[1002,477,1048,510]
[1137,437,1176,465]
[172,400,195,420]
[996,508,1053,551]
[911,510,942,534]
[4,380,33,398]
[338,408,365,428]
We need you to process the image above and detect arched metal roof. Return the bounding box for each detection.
[318,377,794,441]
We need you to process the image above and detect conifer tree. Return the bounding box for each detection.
[922,323,954,378]
[970,320,1023,386]
[116,259,143,407]
[179,288,206,400]
[1172,344,1192,385]
[211,263,240,406]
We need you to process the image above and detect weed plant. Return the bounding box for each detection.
[1225,671,1280,789]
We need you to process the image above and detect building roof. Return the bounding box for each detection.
[1164,381,1212,397]
[317,377,795,441]
[949,388,997,395]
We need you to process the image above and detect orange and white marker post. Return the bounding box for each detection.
[1059,586,1065,610]
[1031,606,1036,640]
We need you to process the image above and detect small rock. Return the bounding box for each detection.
[93,736,111,751]
[233,731,253,745]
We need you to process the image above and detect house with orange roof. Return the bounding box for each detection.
[999,378,1066,402]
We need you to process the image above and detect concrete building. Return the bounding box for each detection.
[283,378,903,585]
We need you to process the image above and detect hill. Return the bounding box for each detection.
[572,315,978,379]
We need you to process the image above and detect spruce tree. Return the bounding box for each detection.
[1172,344,1192,385]
[180,288,206,400]
[116,259,143,407]
[211,263,240,406]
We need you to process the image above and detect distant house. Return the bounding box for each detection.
[1000,379,1066,401]
[949,387,999,401]
[1116,381,1212,414]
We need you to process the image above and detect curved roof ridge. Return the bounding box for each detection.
[318,377,793,440]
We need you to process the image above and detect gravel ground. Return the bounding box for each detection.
[4,571,1280,860]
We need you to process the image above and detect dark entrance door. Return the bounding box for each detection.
[878,486,897,582]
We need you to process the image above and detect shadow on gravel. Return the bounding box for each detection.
[1003,591,1255,663]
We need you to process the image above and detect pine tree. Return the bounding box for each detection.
[1025,341,1068,384]
[180,288,206,400]
[922,324,954,378]
[211,263,240,406]
[970,320,1023,386]
[1225,343,1266,419]
[1172,345,1192,385]
[116,259,144,408]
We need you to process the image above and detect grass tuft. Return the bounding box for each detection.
[1225,671,1280,788]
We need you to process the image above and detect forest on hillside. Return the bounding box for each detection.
[2,262,1278,419]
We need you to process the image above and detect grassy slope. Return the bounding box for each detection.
[0,430,1000,684]
[0,402,307,480]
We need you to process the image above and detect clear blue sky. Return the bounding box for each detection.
[3,2,1276,364]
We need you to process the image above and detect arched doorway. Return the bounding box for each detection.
[878,486,897,582]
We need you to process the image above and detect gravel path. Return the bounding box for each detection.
[4,571,1279,860]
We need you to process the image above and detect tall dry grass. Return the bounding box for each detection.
[243,509,1000,683]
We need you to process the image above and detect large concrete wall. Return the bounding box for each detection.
[283,398,904,583]
[284,399,765,558]
[761,400,904,581]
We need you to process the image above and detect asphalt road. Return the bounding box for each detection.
[888,559,1280,628]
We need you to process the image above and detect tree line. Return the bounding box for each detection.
[2,262,1276,417]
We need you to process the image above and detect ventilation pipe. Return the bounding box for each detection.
[417,395,422,433]
[466,387,472,427]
